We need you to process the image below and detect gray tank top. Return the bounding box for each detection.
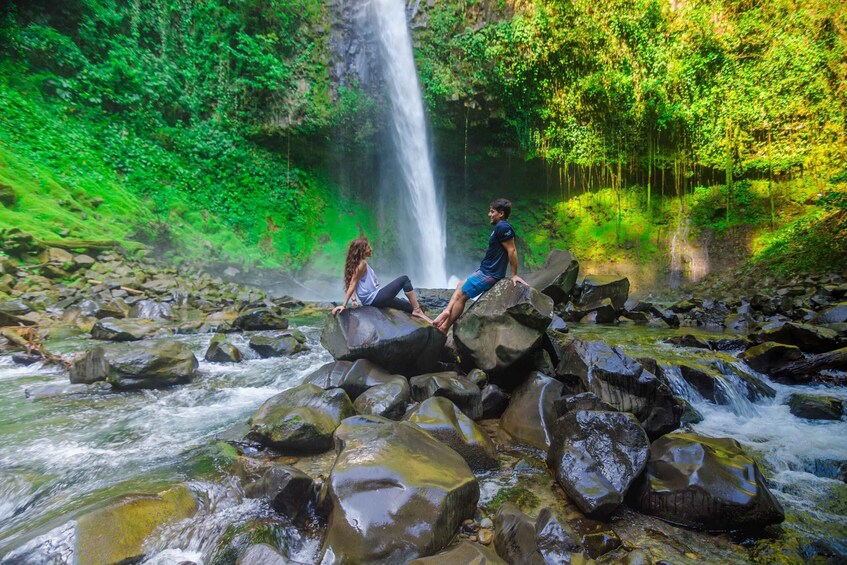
[355,264,380,305]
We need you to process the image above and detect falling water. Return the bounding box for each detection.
[369,0,447,288]
[668,212,709,289]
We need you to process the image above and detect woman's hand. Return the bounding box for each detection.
[331,305,345,316]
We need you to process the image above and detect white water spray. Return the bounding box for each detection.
[370,0,447,287]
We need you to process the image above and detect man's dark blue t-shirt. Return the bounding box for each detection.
[478,220,515,279]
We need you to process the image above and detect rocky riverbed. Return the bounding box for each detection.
[0,236,845,564]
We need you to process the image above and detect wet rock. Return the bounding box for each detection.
[353,379,410,420]
[630,301,680,327]
[453,279,553,375]
[740,342,803,374]
[321,307,446,375]
[467,368,489,389]
[249,334,307,358]
[304,360,354,389]
[708,336,751,351]
[234,308,289,331]
[69,347,109,384]
[128,300,174,320]
[204,335,243,363]
[236,544,289,565]
[524,249,580,305]
[481,384,511,419]
[562,298,617,324]
[634,433,785,530]
[678,398,704,425]
[493,503,545,565]
[322,416,479,563]
[247,384,354,453]
[90,317,160,341]
[554,339,681,440]
[74,485,197,565]
[25,383,92,399]
[751,321,841,353]
[547,410,649,518]
[336,358,403,399]
[0,299,31,316]
[577,275,629,311]
[407,541,506,564]
[405,396,499,472]
[410,372,483,420]
[554,392,615,417]
[724,313,754,332]
[12,353,41,365]
[664,334,711,350]
[244,464,316,521]
[688,300,731,327]
[550,314,568,332]
[105,340,198,389]
[499,372,563,452]
[580,521,622,559]
[535,507,581,563]
[813,302,847,325]
[788,394,844,420]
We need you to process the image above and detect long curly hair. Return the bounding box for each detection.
[343,237,370,291]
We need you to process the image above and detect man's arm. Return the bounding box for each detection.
[501,239,528,286]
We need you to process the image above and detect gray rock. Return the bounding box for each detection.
[500,372,562,452]
[128,300,174,320]
[304,360,353,389]
[454,280,553,375]
[788,394,843,420]
[481,384,511,419]
[69,347,109,384]
[407,541,506,564]
[547,410,649,518]
[337,358,403,400]
[204,337,243,363]
[813,302,847,325]
[562,298,617,323]
[25,383,92,399]
[322,416,478,563]
[577,275,629,311]
[554,392,615,418]
[353,379,410,420]
[493,503,545,565]
[234,308,289,331]
[740,342,804,374]
[249,334,307,358]
[751,321,841,353]
[524,249,580,305]
[405,396,499,472]
[535,507,581,564]
[634,433,785,530]
[90,317,161,341]
[244,464,315,521]
[247,384,354,453]
[321,307,446,375]
[410,372,483,420]
[104,340,198,389]
[236,544,290,565]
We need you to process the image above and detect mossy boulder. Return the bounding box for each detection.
[104,340,199,389]
[74,485,197,565]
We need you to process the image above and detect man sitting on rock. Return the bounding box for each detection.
[433,198,527,333]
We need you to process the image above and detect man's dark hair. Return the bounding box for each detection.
[490,198,512,219]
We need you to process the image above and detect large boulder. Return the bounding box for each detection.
[304,360,354,389]
[205,335,244,363]
[788,394,844,420]
[337,359,404,400]
[249,333,308,358]
[244,464,316,521]
[353,379,410,420]
[577,275,630,311]
[405,396,499,472]
[104,340,198,389]
[247,384,354,453]
[499,372,563,452]
[554,338,681,439]
[69,347,109,384]
[321,307,446,375]
[634,433,785,530]
[547,410,649,518]
[740,342,803,374]
[453,280,553,375]
[524,249,579,305]
[410,372,483,420]
[90,317,162,341]
[751,321,841,353]
[234,308,289,331]
[813,302,847,325]
[321,416,479,563]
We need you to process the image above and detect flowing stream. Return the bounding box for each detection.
[369,0,447,288]
[0,324,845,562]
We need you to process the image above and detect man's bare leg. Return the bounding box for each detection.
[434,281,465,329]
[437,293,469,333]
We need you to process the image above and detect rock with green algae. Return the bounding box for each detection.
[74,485,197,565]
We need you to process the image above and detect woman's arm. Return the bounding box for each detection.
[332,261,367,315]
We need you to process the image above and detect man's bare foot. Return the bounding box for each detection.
[411,308,434,324]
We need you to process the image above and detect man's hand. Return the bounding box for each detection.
[331,305,345,316]
[511,275,528,287]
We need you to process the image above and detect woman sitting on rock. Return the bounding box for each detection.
[331,237,432,323]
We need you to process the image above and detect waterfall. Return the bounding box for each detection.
[668,209,709,289]
[369,0,447,288]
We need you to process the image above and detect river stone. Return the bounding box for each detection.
[562,298,617,323]
[410,372,483,420]
[353,378,410,420]
[500,372,563,452]
[554,338,681,440]
[634,433,785,530]
[12,353,41,366]
[128,299,174,320]
[481,384,511,419]
[248,334,306,358]
[69,347,109,384]
[813,302,847,325]
[547,410,649,518]
[304,360,354,389]
[405,396,498,472]
[524,249,580,305]
[467,368,489,389]
[322,416,479,563]
[407,541,506,564]
[751,321,841,353]
[535,507,581,563]
[321,307,446,375]
[337,358,403,399]
[234,308,289,331]
[554,392,616,417]
[788,394,844,420]
[493,503,545,565]
[454,279,553,375]
[104,340,198,389]
[577,275,629,311]
[236,544,290,565]
[90,317,160,341]
[247,384,354,453]
[205,335,244,363]
[25,383,93,399]
[244,464,315,521]
[74,485,197,565]
[740,341,804,374]
[664,334,711,350]
[0,299,31,316]
[630,301,680,327]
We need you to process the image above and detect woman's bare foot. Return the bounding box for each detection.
[411,308,434,324]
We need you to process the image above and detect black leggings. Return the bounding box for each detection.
[371,275,415,313]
